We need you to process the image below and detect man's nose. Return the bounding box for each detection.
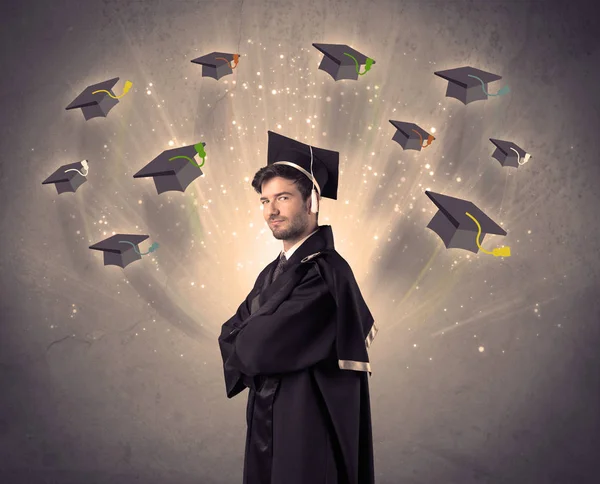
[266,201,279,215]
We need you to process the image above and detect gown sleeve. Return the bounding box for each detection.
[224,269,337,377]
[218,301,251,398]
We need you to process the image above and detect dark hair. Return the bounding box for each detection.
[252,164,314,201]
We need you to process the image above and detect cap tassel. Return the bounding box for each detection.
[91,80,133,100]
[309,145,319,214]
[465,212,511,257]
[64,159,89,177]
[467,74,510,97]
[118,240,160,256]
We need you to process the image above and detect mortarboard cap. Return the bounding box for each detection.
[133,143,206,194]
[389,120,436,151]
[89,234,157,268]
[434,66,508,105]
[42,160,89,194]
[266,131,339,200]
[425,190,511,257]
[489,138,531,168]
[66,78,121,120]
[312,43,375,81]
[191,52,240,80]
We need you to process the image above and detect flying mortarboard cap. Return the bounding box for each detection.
[133,143,206,194]
[389,120,436,151]
[434,66,508,105]
[312,43,375,81]
[89,234,151,268]
[425,190,510,256]
[65,78,121,120]
[42,160,89,194]
[266,131,339,200]
[191,52,240,80]
[489,138,531,167]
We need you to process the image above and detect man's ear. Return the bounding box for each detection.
[305,196,312,213]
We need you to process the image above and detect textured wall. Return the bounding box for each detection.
[1,0,599,482]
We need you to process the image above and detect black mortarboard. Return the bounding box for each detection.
[65,78,120,120]
[389,120,436,151]
[89,234,151,268]
[191,52,240,80]
[425,190,510,256]
[133,143,206,194]
[266,131,339,200]
[42,160,89,194]
[312,43,375,81]
[434,66,508,105]
[489,138,531,168]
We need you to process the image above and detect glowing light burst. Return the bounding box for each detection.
[45,34,582,355]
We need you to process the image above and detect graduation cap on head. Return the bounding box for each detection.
[389,120,435,151]
[490,139,531,168]
[42,160,89,194]
[191,52,240,80]
[89,234,159,268]
[312,43,375,81]
[133,143,206,194]
[425,190,511,257]
[434,66,509,105]
[266,131,339,213]
[65,77,132,120]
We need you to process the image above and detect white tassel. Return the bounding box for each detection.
[311,188,319,213]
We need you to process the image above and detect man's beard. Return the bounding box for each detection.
[270,210,309,241]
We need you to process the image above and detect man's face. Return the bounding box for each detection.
[260,177,310,241]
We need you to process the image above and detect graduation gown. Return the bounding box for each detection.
[218,225,378,484]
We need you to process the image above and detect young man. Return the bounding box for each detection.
[218,131,378,484]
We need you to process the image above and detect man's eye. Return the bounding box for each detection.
[279,196,288,201]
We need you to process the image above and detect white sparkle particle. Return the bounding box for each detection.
[479,346,485,352]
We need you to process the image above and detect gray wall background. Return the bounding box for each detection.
[1,0,599,483]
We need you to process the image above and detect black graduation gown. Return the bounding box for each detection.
[218,225,377,484]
